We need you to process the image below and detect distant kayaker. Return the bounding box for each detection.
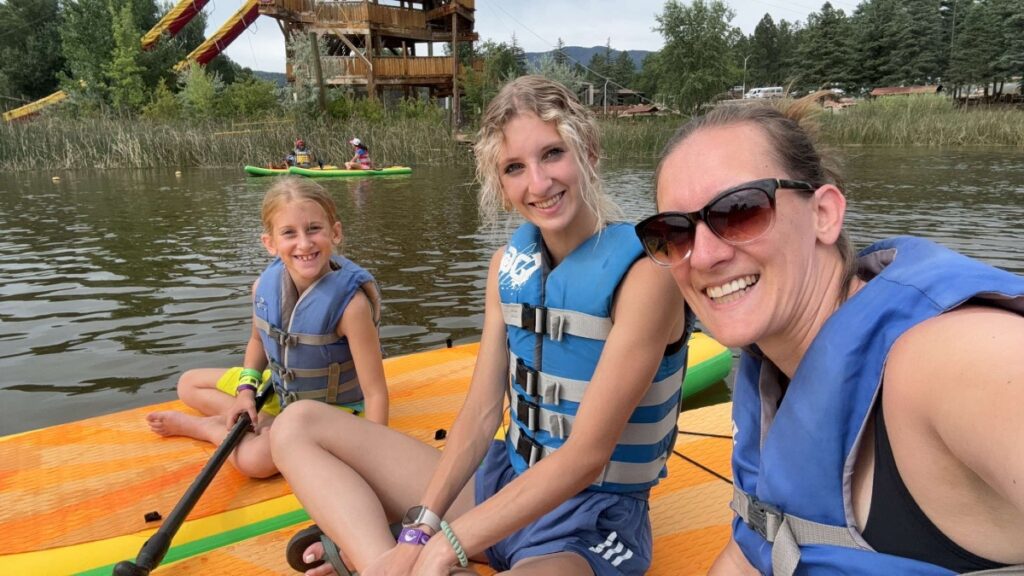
[639,96,1024,574]
[344,137,373,170]
[272,75,693,576]
[286,139,317,168]
[146,177,389,479]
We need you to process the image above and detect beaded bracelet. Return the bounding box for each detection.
[439,520,468,568]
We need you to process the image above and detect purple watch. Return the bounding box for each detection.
[397,526,431,546]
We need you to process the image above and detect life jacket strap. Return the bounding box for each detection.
[254,317,340,347]
[732,487,1024,575]
[501,303,613,341]
[326,362,341,403]
[731,487,864,576]
[507,424,669,487]
[512,390,679,444]
[509,351,683,407]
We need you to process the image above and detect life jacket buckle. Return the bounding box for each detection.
[516,394,540,431]
[282,390,300,405]
[514,358,538,397]
[270,326,296,347]
[515,428,543,467]
[745,495,783,542]
[520,304,547,334]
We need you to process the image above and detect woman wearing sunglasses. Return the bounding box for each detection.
[637,98,1024,575]
[270,75,691,576]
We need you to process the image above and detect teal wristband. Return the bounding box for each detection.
[439,520,468,568]
[240,368,263,381]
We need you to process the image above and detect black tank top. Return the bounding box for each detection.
[861,401,1008,571]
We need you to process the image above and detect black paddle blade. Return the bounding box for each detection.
[112,560,149,576]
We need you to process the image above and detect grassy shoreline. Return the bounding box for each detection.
[2,96,1021,172]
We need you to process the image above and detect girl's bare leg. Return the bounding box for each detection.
[148,368,278,478]
[271,400,477,571]
[176,368,237,415]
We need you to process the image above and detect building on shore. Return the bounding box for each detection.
[257,0,477,116]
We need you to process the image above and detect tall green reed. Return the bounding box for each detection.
[821,95,1024,147]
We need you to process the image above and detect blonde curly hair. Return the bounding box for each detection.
[474,75,622,231]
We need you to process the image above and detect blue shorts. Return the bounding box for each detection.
[473,441,652,576]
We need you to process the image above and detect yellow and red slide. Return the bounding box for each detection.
[175,0,260,70]
[141,0,213,50]
[3,0,260,122]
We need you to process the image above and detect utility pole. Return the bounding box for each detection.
[603,78,609,116]
[742,54,751,96]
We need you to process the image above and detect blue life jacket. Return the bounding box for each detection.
[730,237,1024,575]
[498,222,690,493]
[253,255,380,410]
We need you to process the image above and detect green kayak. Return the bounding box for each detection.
[288,166,412,178]
[244,165,412,177]
[243,165,290,176]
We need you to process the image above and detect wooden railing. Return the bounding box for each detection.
[263,0,472,26]
[321,55,454,80]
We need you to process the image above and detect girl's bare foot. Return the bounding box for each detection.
[146,411,223,441]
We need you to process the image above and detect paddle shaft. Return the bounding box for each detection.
[115,384,275,575]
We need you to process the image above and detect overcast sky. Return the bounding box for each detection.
[207,0,856,73]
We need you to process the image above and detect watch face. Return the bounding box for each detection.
[403,505,424,525]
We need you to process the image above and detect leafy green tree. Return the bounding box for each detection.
[106,0,147,112]
[991,0,1024,91]
[142,77,180,119]
[285,32,329,113]
[59,0,115,104]
[529,54,585,94]
[586,39,614,88]
[948,0,1000,92]
[0,0,65,100]
[654,0,740,112]
[634,52,663,100]
[554,37,569,66]
[748,14,780,87]
[612,50,636,88]
[797,3,855,91]
[176,61,222,120]
[460,40,528,119]
[775,19,800,88]
[883,0,946,85]
[219,77,281,118]
[509,33,528,77]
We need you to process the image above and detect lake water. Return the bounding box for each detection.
[1,147,1022,435]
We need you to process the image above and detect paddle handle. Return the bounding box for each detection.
[115,383,275,575]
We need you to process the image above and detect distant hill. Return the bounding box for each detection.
[250,70,288,87]
[524,46,653,71]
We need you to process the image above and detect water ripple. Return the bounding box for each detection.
[1,152,1021,434]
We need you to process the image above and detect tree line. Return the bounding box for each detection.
[462,0,1023,115]
[3,0,1021,121]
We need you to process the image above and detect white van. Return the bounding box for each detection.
[744,86,785,99]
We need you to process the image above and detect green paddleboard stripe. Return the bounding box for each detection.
[76,508,311,576]
[682,349,733,397]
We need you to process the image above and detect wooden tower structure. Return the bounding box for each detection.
[258,0,476,117]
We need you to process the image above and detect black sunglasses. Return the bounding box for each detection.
[635,178,816,266]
